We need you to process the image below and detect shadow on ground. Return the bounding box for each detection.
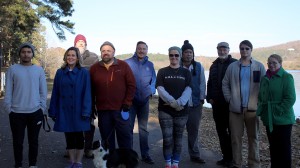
[0,99,223,168]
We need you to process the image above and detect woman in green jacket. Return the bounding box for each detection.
[257,54,296,168]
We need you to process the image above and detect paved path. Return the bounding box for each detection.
[0,99,223,168]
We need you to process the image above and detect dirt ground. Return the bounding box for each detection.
[2,95,299,168]
[0,97,223,168]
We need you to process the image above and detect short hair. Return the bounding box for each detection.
[168,46,182,58]
[136,41,148,48]
[100,41,115,51]
[239,40,253,50]
[62,47,82,69]
[269,54,282,64]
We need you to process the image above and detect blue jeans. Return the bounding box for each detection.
[159,110,188,163]
[130,100,150,157]
[98,110,132,151]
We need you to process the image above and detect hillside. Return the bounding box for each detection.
[231,40,300,70]
[116,40,300,70]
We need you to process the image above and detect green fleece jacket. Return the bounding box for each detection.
[257,67,296,132]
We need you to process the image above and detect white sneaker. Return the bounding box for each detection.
[29,166,38,168]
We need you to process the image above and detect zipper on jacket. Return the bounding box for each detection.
[111,71,113,81]
[110,67,114,81]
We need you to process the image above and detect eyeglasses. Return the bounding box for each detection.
[240,47,251,51]
[169,54,180,57]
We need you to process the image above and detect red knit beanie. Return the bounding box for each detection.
[74,34,87,46]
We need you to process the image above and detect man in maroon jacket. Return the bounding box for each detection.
[90,41,136,150]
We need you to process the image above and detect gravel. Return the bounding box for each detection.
[149,96,300,168]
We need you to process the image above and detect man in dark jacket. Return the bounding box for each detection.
[206,42,236,167]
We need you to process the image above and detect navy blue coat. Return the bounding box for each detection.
[48,67,91,132]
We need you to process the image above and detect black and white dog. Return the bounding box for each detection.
[92,140,139,168]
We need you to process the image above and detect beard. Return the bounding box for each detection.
[21,60,31,64]
[78,47,86,55]
[20,56,32,64]
[102,57,113,64]
[218,55,228,59]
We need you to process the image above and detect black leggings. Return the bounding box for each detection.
[65,132,84,150]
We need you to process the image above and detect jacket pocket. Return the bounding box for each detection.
[253,71,261,83]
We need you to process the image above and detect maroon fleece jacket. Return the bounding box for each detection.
[90,58,136,111]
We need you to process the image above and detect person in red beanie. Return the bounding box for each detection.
[75,34,99,158]
[63,34,99,159]
[74,34,98,69]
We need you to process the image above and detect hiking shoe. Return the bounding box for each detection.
[64,163,74,168]
[84,150,94,159]
[171,164,179,168]
[190,157,206,164]
[229,166,239,168]
[165,165,171,168]
[141,155,154,164]
[73,163,82,168]
[217,159,233,167]
[63,150,69,158]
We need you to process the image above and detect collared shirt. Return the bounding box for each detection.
[240,64,251,107]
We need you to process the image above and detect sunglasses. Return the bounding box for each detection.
[267,62,279,65]
[169,54,180,57]
[240,47,251,51]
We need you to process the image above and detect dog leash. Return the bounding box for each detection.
[43,114,51,132]
[103,128,115,149]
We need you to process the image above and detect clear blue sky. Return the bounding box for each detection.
[45,0,300,56]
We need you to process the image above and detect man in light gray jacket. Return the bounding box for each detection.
[222,40,266,168]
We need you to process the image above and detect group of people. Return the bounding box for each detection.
[3,36,296,168]
[209,40,296,168]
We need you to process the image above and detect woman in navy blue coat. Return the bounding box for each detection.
[48,47,91,168]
